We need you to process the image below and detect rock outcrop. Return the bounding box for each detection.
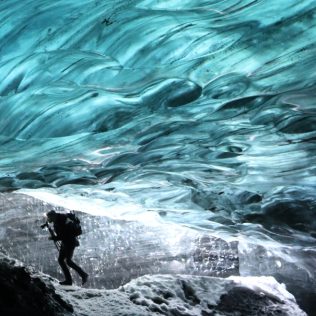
[0,249,307,316]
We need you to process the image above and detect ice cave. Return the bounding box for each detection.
[0,0,315,315]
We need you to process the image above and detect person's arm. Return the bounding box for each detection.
[49,234,60,241]
[51,215,66,241]
[47,224,60,241]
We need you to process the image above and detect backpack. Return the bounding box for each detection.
[67,211,82,237]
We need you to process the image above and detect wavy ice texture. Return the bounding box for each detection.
[0,0,316,313]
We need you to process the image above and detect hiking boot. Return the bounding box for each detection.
[81,272,89,285]
[59,280,72,286]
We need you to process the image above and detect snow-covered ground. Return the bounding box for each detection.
[52,274,308,316]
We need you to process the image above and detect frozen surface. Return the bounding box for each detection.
[0,0,316,314]
[55,274,307,316]
[1,249,306,315]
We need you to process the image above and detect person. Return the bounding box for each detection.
[46,210,88,286]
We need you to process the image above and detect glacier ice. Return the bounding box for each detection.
[0,0,316,314]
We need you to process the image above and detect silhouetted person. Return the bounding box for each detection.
[46,210,88,286]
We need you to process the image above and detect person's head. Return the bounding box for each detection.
[46,210,57,223]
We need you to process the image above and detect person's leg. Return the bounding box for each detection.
[58,244,72,285]
[64,244,88,284]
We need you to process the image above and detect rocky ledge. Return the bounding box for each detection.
[0,250,306,316]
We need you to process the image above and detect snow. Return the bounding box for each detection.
[54,274,307,316]
[228,275,295,303]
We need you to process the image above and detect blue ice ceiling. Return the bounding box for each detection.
[0,0,316,235]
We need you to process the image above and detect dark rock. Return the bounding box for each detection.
[0,251,73,316]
